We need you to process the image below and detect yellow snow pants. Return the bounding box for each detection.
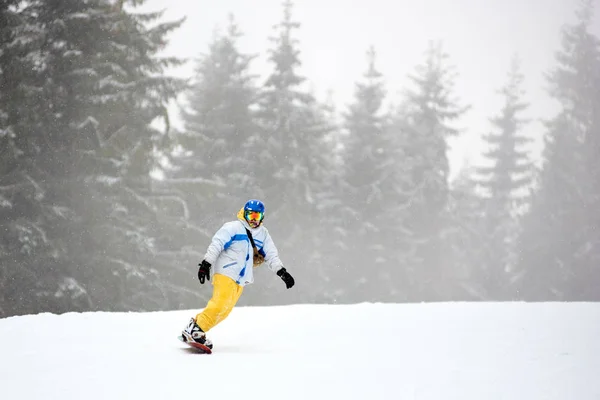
[195,273,244,332]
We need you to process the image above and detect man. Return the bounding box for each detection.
[181,199,295,350]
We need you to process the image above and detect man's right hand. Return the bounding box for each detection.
[198,260,211,284]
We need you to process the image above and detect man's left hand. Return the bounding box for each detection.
[277,267,295,289]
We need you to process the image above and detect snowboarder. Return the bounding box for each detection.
[181,199,295,350]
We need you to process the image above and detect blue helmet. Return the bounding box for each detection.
[244,199,265,214]
[243,199,265,226]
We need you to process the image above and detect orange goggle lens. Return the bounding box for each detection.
[245,211,263,221]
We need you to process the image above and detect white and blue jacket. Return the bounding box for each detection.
[202,210,284,286]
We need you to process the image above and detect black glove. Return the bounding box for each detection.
[198,260,211,284]
[277,267,294,289]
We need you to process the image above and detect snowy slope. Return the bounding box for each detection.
[1,302,599,400]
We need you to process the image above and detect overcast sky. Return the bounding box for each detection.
[140,0,597,180]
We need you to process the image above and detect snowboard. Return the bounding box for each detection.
[178,334,213,354]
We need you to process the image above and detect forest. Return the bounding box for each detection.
[1,0,598,317]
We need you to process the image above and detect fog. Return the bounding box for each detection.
[142,0,585,177]
[1,0,598,317]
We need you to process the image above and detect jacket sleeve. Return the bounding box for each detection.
[261,230,284,273]
[203,223,234,265]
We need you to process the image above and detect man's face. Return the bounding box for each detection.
[245,210,263,228]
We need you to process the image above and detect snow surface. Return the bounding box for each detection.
[1,302,599,400]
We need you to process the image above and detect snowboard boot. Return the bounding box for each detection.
[181,318,213,349]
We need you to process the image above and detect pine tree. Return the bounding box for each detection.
[156,15,264,309]
[174,14,261,221]
[250,0,338,305]
[446,164,488,300]
[516,0,600,301]
[338,46,403,301]
[401,41,469,301]
[0,0,186,315]
[255,0,322,205]
[472,56,533,299]
[0,0,61,316]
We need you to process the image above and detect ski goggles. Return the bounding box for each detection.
[245,210,263,221]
